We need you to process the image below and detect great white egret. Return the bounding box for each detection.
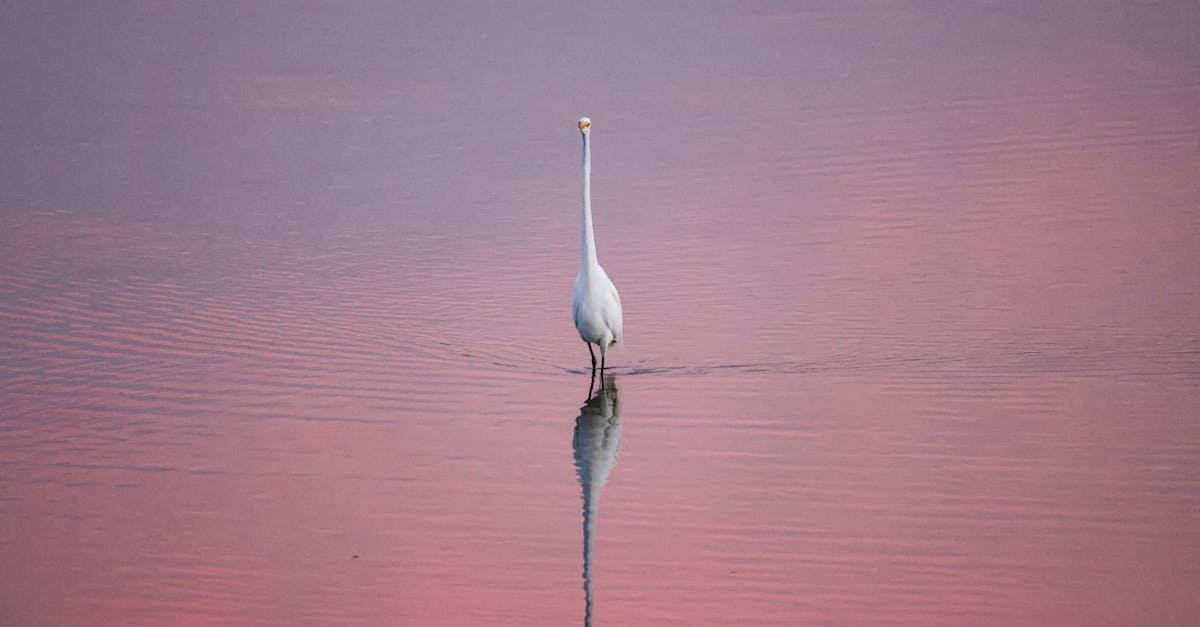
[572,116,623,372]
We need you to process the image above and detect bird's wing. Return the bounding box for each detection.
[603,285,623,343]
[572,276,586,329]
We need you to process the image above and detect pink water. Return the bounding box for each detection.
[2,2,1199,625]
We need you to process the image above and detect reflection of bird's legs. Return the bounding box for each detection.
[600,348,606,372]
[587,342,597,372]
[587,368,596,399]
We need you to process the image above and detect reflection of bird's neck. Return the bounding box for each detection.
[580,131,598,273]
[583,488,597,626]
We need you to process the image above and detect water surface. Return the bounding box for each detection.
[2,2,1198,625]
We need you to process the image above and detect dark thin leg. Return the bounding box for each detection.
[587,368,596,399]
[587,342,596,372]
[600,350,606,372]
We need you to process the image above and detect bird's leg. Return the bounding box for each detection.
[600,350,606,372]
[588,342,597,372]
[587,368,596,399]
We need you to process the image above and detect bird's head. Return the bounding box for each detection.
[577,117,591,134]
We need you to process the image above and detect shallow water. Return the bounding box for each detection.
[2,2,1199,625]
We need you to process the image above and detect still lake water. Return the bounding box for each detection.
[2,2,1199,625]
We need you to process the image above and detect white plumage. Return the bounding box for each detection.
[572,117,623,371]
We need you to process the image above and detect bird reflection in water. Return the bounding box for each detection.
[572,373,622,627]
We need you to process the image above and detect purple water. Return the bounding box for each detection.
[2,2,1198,624]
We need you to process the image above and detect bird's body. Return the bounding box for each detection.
[573,264,621,355]
[572,117,622,371]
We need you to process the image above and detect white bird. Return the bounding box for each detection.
[572,117,623,372]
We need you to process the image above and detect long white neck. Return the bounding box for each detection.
[580,131,598,272]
